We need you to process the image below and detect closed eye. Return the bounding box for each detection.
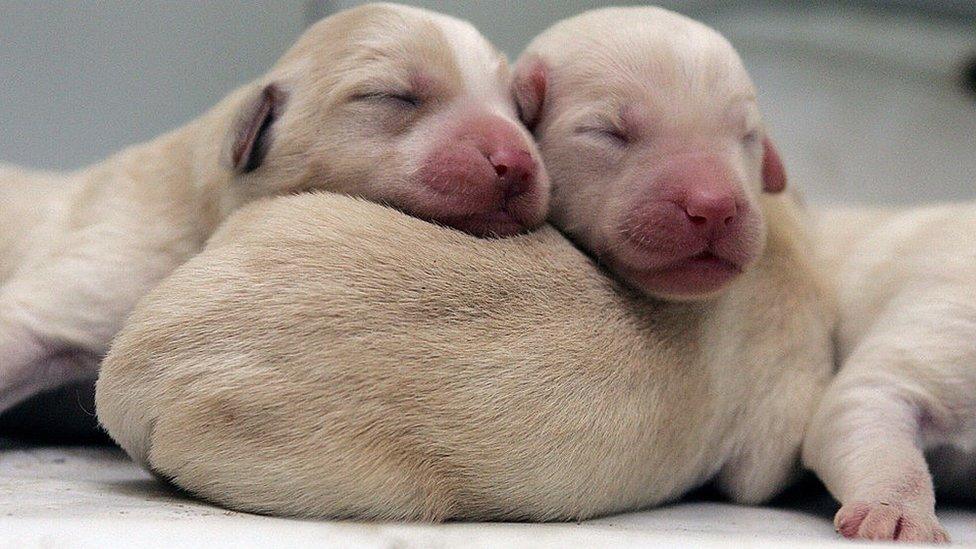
[576,125,630,146]
[353,90,422,108]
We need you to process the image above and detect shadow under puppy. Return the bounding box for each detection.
[0,3,548,413]
[803,204,976,543]
[96,7,834,521]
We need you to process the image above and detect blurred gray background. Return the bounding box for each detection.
[1,0,974,205]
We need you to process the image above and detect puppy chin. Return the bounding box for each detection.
[619,258,741,301]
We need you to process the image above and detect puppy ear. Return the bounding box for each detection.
[227,83,288,174]
[761,136,786,193]
[512,56,549,131]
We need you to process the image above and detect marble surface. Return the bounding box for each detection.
[2,441,974,548]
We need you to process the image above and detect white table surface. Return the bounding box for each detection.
[2,441,974,548]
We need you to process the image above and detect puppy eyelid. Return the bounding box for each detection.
[352,90,422,108]
[575,124,630,146]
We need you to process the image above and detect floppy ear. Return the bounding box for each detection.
[227,83,287,174]
[512,56,549,131]
[761,136,786,193]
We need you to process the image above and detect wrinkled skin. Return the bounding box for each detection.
[512,9,786,300]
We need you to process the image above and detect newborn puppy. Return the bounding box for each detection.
[96,7,832,521]
[803,204,976,543]
[0,3,548,413]
[513,9,785,300]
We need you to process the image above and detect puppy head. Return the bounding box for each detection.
[514,7,786,299]
[223,3,549,237]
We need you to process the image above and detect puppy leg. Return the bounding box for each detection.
[0,314,99,413]
[804,350,949,543]
[0,263,116,413]
[808,290,976,542]
[0,352,99,414]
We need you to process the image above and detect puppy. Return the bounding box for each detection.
[96,7,833,521]
[0,3,548,413]
[802,204,976,543]
[512,5,786,300]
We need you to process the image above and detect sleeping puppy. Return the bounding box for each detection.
[96,7,833,521]
[512,4,786,300]
[0,3,548,414]
[803,204,976,543]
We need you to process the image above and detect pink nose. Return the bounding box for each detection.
[680,190,738,234]
[488,148,536,200]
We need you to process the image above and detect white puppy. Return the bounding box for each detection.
[512,5,788,300]
[96,7,833,521]
[803,204,976,543]
[0,3,549,413]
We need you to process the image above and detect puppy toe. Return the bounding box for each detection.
[856,503,901,540]
[834,502,871,538]
[838,500,949,543]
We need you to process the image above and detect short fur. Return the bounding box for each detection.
[802,203,976,543]
[97,191,831,521]
[96,7,834,521]
[512,7,787,301]
[0,3,546,413]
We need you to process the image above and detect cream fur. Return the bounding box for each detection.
[0,3,540,413]
[513,7,779,301]
[802,203,976,543]
[96,7,834,521]
[96,191,831,521]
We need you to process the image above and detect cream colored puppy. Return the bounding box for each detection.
[96,7,833,521]
[803,204,976,543]
[512,8,787,300]
[0,3,549,413]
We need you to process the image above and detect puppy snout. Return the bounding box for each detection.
[412,111,549,236]
[655,157,744,239]
[680,190,737,234]
[488,148,536,201]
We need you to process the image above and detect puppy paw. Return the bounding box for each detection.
[835,501,949,543]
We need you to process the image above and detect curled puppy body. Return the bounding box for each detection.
[0,3,548,413]
[96,7,833,521]
[802,204,976,543]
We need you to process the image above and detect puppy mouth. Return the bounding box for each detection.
[424,183,547,238]
[612,248,745,299]
[667,251,742,274]
[629,250,742,280]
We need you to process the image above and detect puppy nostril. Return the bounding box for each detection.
[689,215,707,226]
[494,164,509,178]
[724,215,734,226]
